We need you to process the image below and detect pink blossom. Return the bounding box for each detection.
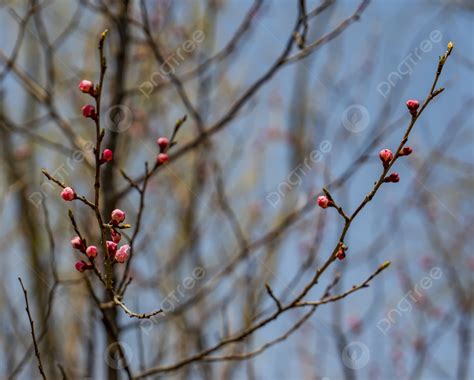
[101,149,113,162]
[86,245,98,259]
[157,137,169,151]
[317,195,331,209]
[406,99,420,115]
[82,104,96,118]
[111,229,121,244]
[106,241,117,255]
[79,80,94,94]
[75,261,87,272]
[115,244,130,263]
[71,236,85,251]
[379,149,393,167]
[157,153,169,164]
[111,209,126,224]
[61,187,76,201]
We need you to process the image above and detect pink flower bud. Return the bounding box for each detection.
[71,236,85,251]
[157,153,169,164]
[406,99,419,116]
[317,195,331,209]
[383,172,400,183]
[111,209,126,224]
[336,249,346,260]
[101,149,113,163]
[61,187,76,201]
[82,104,96,119]
[86,245,98,259]
[157,137,169,151]
[111,229,121,244]
[75,261,88,273]
[379,149,393,167]
[400,146,413,156]
[106,241,117,255]
[115,244,130,263]
[79,80,94,94]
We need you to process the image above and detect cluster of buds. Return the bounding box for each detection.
[406,99,419,116]
[61,187,76,201]
[108,209,129,263]
[79,80,97,119]
[71,208,130,272]
[378,145,413,183]
[106,240,130,263]
[156,137,169,164]
[71,237,94,272]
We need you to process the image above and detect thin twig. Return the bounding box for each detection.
[265,284,282,311]
[113,296,163,319]
[18,278,47,380]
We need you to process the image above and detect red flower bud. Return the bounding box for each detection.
[400,146,413,156]
[75,261,88,272]
[157,137,169,151]
[336,249,346,260]
[111,209,126,224]
[406,99,419,116]
[317,195,331,209]
[157,153,169,164]
[79,80,94,94]
[379,149,393,168]
[106,241,117,256]
[86,245,98,259]
[111,229,121,244]
[82,104,96,119]
[383,172,400,183]
[101,149,113,163]
[61,187,76,201]
[71,236,85,251]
